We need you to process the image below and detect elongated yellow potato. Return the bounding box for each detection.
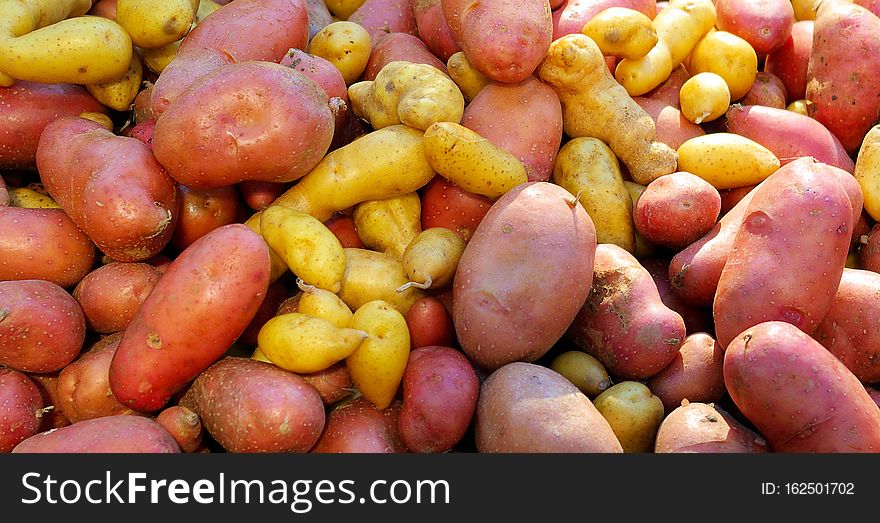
[117,0,200,49]
[346,300,410,410]
[338,248,425,315]
[400,227,466,290]
[581,7,658,60]
[86,48,143,111]
[855,125,880,221]
[446,52,489,102]
[677,134,780,189]
[258,313,367,374]
[296,280,354,329]
[352,193,422,259]
[8,187,62,209]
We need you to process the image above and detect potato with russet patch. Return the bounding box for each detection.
[654,402,768,453]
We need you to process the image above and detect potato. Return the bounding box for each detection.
[0,207,96,288]
[300,363,354,406]
[325,0,366,19]
[677,133,780,190]
[641,258,713,335]
[312,397,406,453]
[109,225,270,413]
[475,362,623,453]
[308,21,371,85]
[654,402,768,453]
[338,248,425,314]
[632,97,705,150]
[404,296,456,349]
[324,215,364,249]
[714,0,794,57]
[713,157,853,348]
[421,177,493,243]
[115,0,198,49]
[348,0,418,45]
[765,20,813,101]
[634,172,722,249]
[258,313,367,374]
[156,405,203,453]
[0,280,85,373]
[582,7,657,59]
[645,64,690,109]
[593,382,664,453]
[0,368,44,453]
[454,182,597,370]
[553,0,656,39]
[362,32,447,81]
[856,125,880,221]
[410,0,460,61]
[741,72,787,109]
[401,227,465,291]
[13,415,180,453]
[237,281,289,347]
[352,193,422,260]
[166,185,240,251]
[72,262,161,334]
[446,52,489,102]
[646,333,724,413]
[725,321,880,452]
[679,72,730,124]
[689,31,758,101]
[292,283,352,329]
[26,372,70,432]
[57,333,135,423]
[549,351,612,399]
[84,45,143,112]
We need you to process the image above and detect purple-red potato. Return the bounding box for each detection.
[109,225,270,413]
[714,0,794,57]
[153,62,334,190]
[398,346,478,452]
[306,0,333,39]
[646,333,724,413]
[0,82,107,169]
[156,405,203,453]
[654,402,769,453]
[57,333,135,423]
[453,182,596,370]
[36,117,179,263]
[0,207,96,288]
[855,0,880,17]
[324,213,365,249]
[126,120,155,150]
[806,1,880,154]
[88,0,117,19]
[238,281,289,346]
[725,105,854,172]
[633,97,705,151]
[646,64,689,109]
[150,0,309,116]
[300,363,354,406]
[279,48,349,135]
[72,262,161,334]
[860,223,880,273]
[421,177,492,243]
[180,357,325,452]
[462,77,563,182]
[171,185,242,251]
[0,280,85,373]
[814,269,880,384]
[725,321,880,452]
[27,373,70,431]
[410,0,461,61]
[405,296,456,349]
[475,362,623,453]
[0,369,44,453]
[12,415,180,453]
[567,244,685,379]
[552,0,655,40]
[641,258,713,335]
[349,0,418,45]
[238,181,290,212]
[714,158,853,349]
[362,32,448,81]
[312,397,406,453]
[442,0,552,83]
[741,72,787,109]
[765,21,813,102]
[634,172,722,249]
[720,185,756,216]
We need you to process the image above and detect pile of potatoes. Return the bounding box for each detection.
[4,0,880,454]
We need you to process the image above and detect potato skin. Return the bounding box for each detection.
[405,296,456,349]
[299,363,354,406]
[73,262,161,334]
[171,185,242,251]
[725,321,880,452]
[349,0,418,45]
[741,72,787,109]
[646,333,724,413]
[12,415,180,453]
[421,176,492,244]
[641,258,713,335]
[765,20,813,101]
[654,402,768,453]
[155,405,203,453]
[109,224,270,413]
[453,182,597,370]
[475,362,622,453]
[363,33,447,81]
[57,333,135,423]
[0,368,44,453]
[313,397,406,453]
[410,0,460,61]
[553,0,655,39]
[714,0,794,56]
[634,172,721,249]
[633,97,705,150]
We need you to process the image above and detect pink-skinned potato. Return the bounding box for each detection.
[634,172,721,249]
[156,406,203,453]
[641,259,713,341]
[646,64,690,109]
[312,397,407,453]
[714,0,794,56]
[552,0,655,40]
[654,402,768,453]
[109,224,271,413]
[12,415,180,453]
[410,0,460,61]
[57,333,136,423]
[646,333,725,413]
[765,21,813,102]
[725,321,880,452]
[633,97,705,151]
[363,33,448,81]
[306,0,333,39]
[453,182,597,370]
[349,0,418,46]
[279,48,349,136]
[300,363,354,406]
[741,72,787,109]
[0,368,44,453]
[72,262,161,334]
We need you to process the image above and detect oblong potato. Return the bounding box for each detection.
[677,133,780,190]
[12,415,180,453]
[654,402,768,453]
[338,248,425,314]
[72,262,161,334]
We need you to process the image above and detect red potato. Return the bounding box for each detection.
[300,363,354,406]
[646,64,690,109]
[0,369,44,453]
[405,296,456,349]
[765,21,813,102]
[133,85,155,124]
[12,415,180,453]
[567,244,685,379]
[634,172,722,249]
[654,402,768,453]
[860,223,880,273]
[0,82,107,169]
[156,406,203,453]
[306,0,333,39]
[713,157,853,349]
[238,281,289,346]
[72,262,161,334]
[868,387,880,409]
[324,213,365,248]
[26,373,70,431]
[806,1,880,154]
[126,120,155,150]
[641,258,713,335]
[646,333,724,413]
[741,72,787,109]
[720,185,756,216]
[109,224,271,413]
[855,0,880,17]
[410,0,461,61]
[279,48,350,137]
[398,346,478,453]
[421,176,493,243]
[36,117,179,263]
[171,185,242,251]
[238,182,290,212]
[153,62,334,190]
[57,333,135,423]
[362,32,448,81]
[633,97,705,151]
[312,397,406,453]
[714,0,794,57]
[0,280,85,373]
[725,321,880,452]
[0,207,96,288]
[552,0,655,40]
[88,0,117,19]
[453,182,597,370]
[349,0,418,45]
[442,0,553,83]
[462,77,563,182]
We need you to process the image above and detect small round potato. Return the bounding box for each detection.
[549,351,612,398]
[679,72,730,124]
[593,381,665,453]
[689,31,758,101]
[308,21,372,85]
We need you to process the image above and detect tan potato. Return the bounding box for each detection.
[308,21,372,84]
[593,381,665,453]
[549,351,612,399]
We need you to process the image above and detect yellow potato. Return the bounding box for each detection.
[8,187,62,209]
[446,51,490,102]
[349,61,465,131]
[296,279,354,328]
[260,205,346,293]
[423,122,528,200]
[324,0,366,20]
[338,248,425,315]
[549,351,612,399]
[581,7,658,60]
[792,0,818,21]
[400,227,466,291]
[244,212,289,283]
[352,193,422,259]
[679,72,730,124]
[117,0,199,49]
[141,41,179,74]
[308,21,371,85]
[787,99,816,118]
[78,112,114,130]
[196,0,221,20]
[855,125,880,221]
[346,300,411,410]
[677,133,780,190]
[624,181,657,258]
[258,312,367,374]
[688,31,757,101]
[86,48,144,111]
[593,381,665,453]
[251,347,272,364]
[552,137,634,253]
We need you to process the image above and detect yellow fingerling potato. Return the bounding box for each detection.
[552,137,634,253]
[78,112,114,130]
[624,181,657,258]
[677,134,780,190]
[349,61,465,131]
[550,351,612,399]
[400,227,466,291]
[346,300,411,410]
[338,248,425,315]
[8,187,62,209]
[295,279,354,329]
[423,122,528,200]
[86,48,143,111]
[787,99,816,118]
[308,21,371,85]
[688,30,757,101]
[679,72,730,124]
[446,51,490,102]
[245,213,289,283]
[324,0,367,20]
[258,312,367,374]
[593,381,665,453]
[352,193,422,259]
[251,347,272,363]
[855,125,880,221]
[117,0,199,49]
[141,41,179,74]
[260,205,346,293]
[581,7,658,60]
